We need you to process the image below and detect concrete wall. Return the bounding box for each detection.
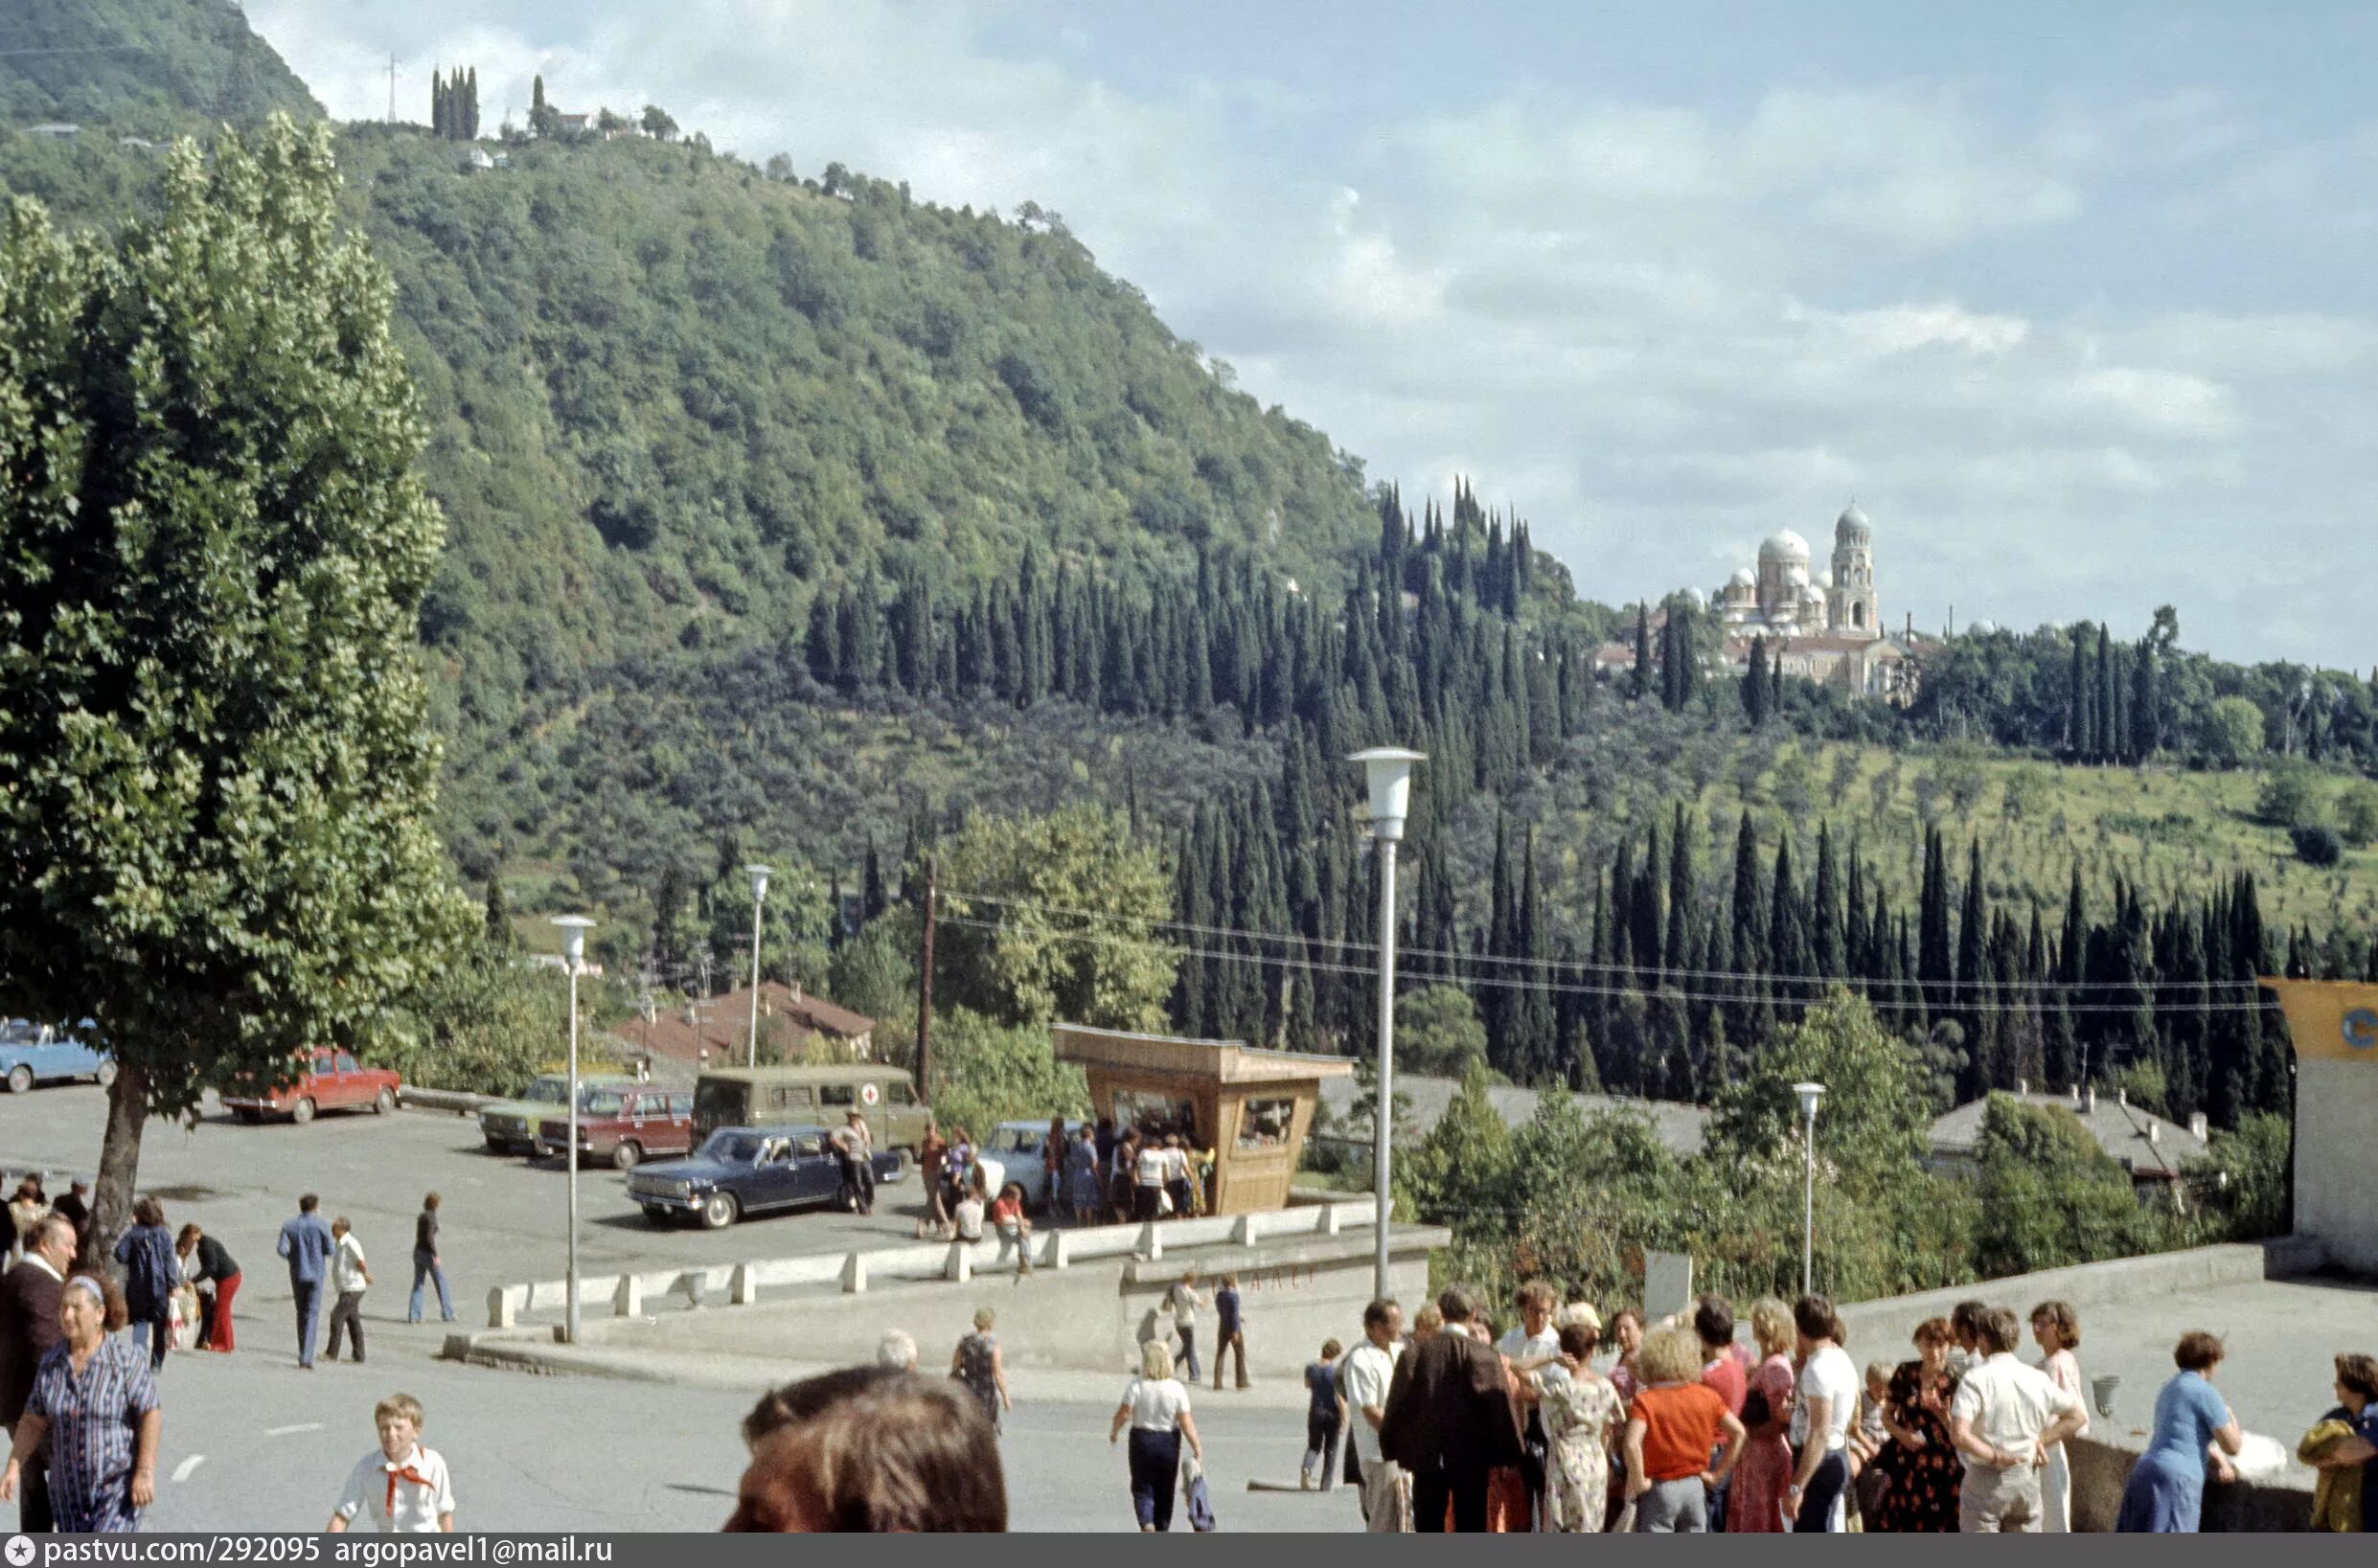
[2297,1057,2378,1273]
[2068,1436,2312,1533]
[1833,1238,2320,1358]
[578,1227,1439,1380]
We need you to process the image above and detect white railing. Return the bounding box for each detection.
[484,1196,1381,1328]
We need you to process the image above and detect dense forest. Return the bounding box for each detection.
[7,3,2377,1139]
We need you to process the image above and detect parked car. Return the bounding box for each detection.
[0,1019,112,1094]
[982,1120,1087,1212]
[626,1124,904,1230]
[534,1085,695,1170]
[692,1065,929,1160]
[220,1049,400,1125]
[479,1074,635,1156]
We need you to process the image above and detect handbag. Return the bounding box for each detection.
[1180,1452,1216,1532]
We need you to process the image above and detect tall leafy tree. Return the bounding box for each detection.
[0,121,471,1258]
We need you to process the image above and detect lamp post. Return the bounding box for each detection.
[744,863,771,1068]
[1349,747,1425,1302]
[1794,1079,1826,1298]
[552,915,596,1344]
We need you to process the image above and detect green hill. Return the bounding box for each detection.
[0,0,318,129]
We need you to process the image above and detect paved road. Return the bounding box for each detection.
[0,1336,1358,1533]
[0,1085,939,1335]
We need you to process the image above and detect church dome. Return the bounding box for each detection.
[1816,571,1834,590]
[1760,529,1812,563]
[1836,504,1871,542]
[1727,566,1756,588]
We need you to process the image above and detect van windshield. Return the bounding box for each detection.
[700,1131,762,1164]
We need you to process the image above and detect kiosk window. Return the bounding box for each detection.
[1112,1089,1198,1143]
[1237,1096,1294,1149]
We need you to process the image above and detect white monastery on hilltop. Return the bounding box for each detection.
[1714,504,1883,641]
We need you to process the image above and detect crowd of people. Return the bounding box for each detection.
[1257,1280,2378,1536]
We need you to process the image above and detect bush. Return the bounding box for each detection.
[924,1007,1089,1139]
[2254,762,2322,829]
[2291,823,2345,867]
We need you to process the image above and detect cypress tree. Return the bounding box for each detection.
[1918,829,1954,1023]
[1726,810,1764,1045]
[1811,820,1841,978]
[1631,606,1653,702]
[1956,837,1989,1067]
[1744,635,1770,725]
[1665,802,1694,984]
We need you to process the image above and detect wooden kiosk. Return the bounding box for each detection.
[1053,1025,1353,1216]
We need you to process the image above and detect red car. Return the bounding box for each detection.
[534,1085,696,1170]
[221,1048,400,1125]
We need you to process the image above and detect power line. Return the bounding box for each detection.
[938,888,2269,996]
[934,914,2281,1015]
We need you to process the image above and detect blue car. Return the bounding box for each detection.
[626,1123,905,1230]
[0,1019,112,1095]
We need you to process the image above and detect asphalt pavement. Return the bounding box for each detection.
[0,1085,1366,1532]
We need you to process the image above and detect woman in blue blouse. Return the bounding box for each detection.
[2115,1331,2245,1532]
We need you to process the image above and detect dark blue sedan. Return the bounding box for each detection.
[624,1123,904,1230]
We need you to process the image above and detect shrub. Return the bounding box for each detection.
[2291,823,2345,867]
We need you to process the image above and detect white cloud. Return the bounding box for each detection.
[243,2,2378,670]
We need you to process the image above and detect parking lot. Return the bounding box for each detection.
[0,1083,935,1335]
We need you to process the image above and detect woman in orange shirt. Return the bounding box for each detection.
[1625,1328,1747,1533]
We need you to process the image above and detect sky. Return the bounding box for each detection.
[247,1,2378,670]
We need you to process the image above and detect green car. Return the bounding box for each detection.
[478,1073,635,1155]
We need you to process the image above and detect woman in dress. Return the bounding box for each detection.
[2116,1331,2243,1533]
[1109,1338,1201,1532]
[1530,1318,1624,1532]
[1066,1126,1102,1227]
[0,1273,160,1532]
[2030,1300,2089,1532]
[1726,1297,1797,1533]
[949,1306,1011,1432]
[1603,1307,1645,1530]
[110,1198,176,1372]
[1867,1315,1963,1532]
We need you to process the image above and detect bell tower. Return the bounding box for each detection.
[1829,505,1880,641]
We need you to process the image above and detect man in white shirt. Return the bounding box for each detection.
[324,1217,371,1365]
[1495,1280,1560,1367]
[1787,1294,1859,1532]
[328,1394,454,1533]
[952,1188,986,1243]
[1339,1297,1407,1531]
[1948,1306,2087,1533]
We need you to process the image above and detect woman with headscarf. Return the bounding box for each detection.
[0,1273,160,1533]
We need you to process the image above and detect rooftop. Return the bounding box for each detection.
[1930,1088,2208,1175]
[1052,1024,1356,1084]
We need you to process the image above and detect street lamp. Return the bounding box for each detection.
[743,864,771,1069]
[1349,746,1424,1302]
[552,915,596,1345]
[1794,1079,1826,1298]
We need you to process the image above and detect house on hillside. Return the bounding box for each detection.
[1928,1084,2209,1198]
[22,124,80,139]
[613,981,876,1068]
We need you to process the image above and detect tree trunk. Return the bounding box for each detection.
[84,1062,150,1270]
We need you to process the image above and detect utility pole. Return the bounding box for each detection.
[916,855,936,1100]
[386,54,399,124]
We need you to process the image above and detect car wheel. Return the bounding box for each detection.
[373,1087,393,1115]
[699,1191,740,1230]
[641,1206,673,1228]
[482,1135,508,1154]
[290,1096,317,1126]
[5,1065,31,1095]
[611,1141,643,1171]
[94,1061,118,1090]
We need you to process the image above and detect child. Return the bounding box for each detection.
[328,1393,454,1533]
[1300,1338,1346,1490]
[1850,1361,1892,1525]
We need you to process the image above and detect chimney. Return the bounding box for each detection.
[2189,1112,2208,1141]
[2147,1122,2161,1147]
[2085,1088,2097,1114]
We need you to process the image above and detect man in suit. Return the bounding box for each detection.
[1378,1284,1522,1532]
[1,1216,75,1530]
[275,1193,335,1369]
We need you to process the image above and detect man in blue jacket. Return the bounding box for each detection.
[275,1193,335,1369]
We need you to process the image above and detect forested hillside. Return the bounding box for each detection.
[0,0,318,128]
[8,2,2378,1137]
